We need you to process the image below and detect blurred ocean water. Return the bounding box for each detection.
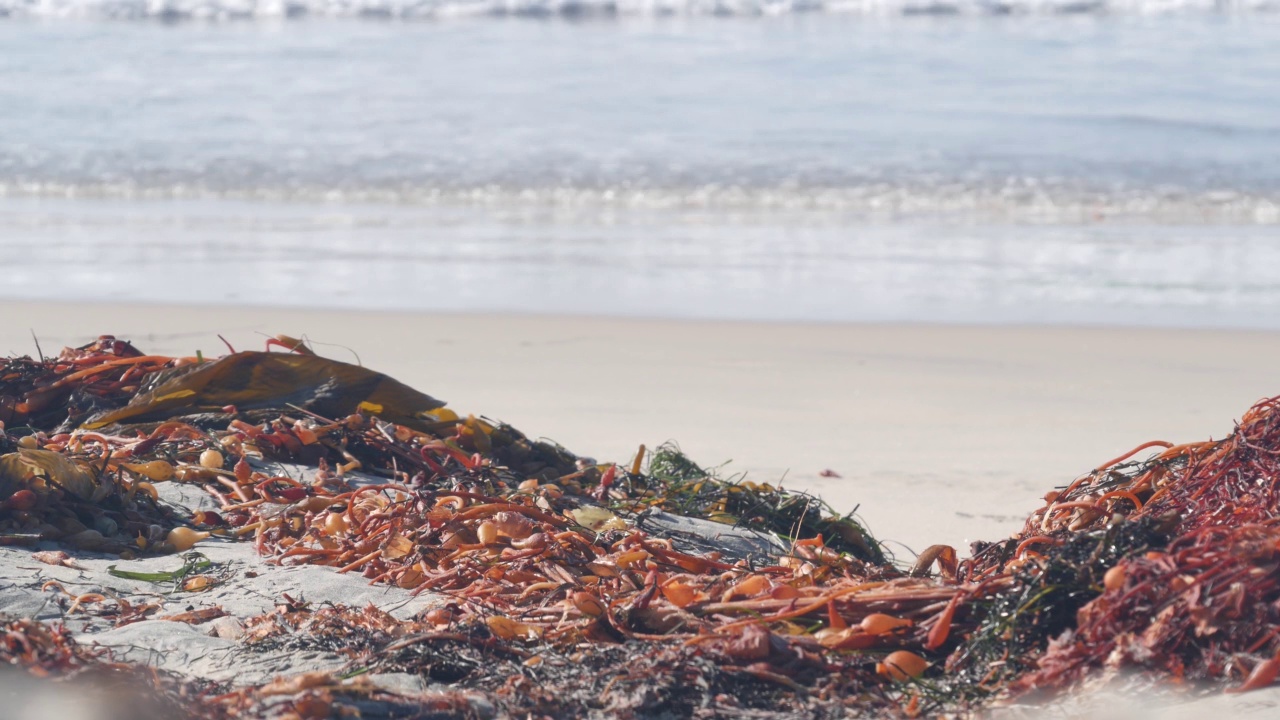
[3,0,1279,19]
[0,15,1278,326]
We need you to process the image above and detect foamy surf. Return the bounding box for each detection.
[2,13,1279,327]
[2,180,1278,225]
[1,0,1277,18]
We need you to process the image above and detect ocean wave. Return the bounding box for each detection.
[3,179,1277,224]
[1,0,1276,18]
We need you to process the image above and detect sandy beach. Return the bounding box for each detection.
[5,300,1277,556]
[5,301,1280,717]
[6,9,1278,717]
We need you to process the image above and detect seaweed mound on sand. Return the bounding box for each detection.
[2,335,1280,718]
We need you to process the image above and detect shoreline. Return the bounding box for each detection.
[8,197,1280,332]
[12,295,1280,341]
[5,300,1279,554]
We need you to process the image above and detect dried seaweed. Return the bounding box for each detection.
[5,336,1280,718]
[619,442,886,564]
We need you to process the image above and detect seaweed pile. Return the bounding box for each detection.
[3,335,1280,717]
[955,396,1280,698]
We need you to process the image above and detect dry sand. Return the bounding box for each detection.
[4,300,1280,717]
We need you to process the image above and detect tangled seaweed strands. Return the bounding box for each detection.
[235,601,900,718]
[936,394,1280,704]
[0,417,218,555]
[0,336,180,431]
[2,340,937,717]
[1021,396,1280,693]
[618,443,888,565]
[1017,523,1280,694]
[0,337,220,553]
[0,614,229,719]
[1004,395,1280,553]
[206,416,951,716]
[0,611,483,720]
[11,338,1280,716]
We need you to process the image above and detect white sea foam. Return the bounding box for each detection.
[2,179,1278,225]
[2,17,1275,224]
[1,0,1276,18]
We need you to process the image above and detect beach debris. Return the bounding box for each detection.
[107,551,224,594]
[634,508,788,563]
[32,549,84,569]
[3,334,1280,717]
[0,614,219,718]
[616,442,883,563]
[157,606,230,624]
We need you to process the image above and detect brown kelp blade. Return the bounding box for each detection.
[0,448,99,501]
[82,351,456,432]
